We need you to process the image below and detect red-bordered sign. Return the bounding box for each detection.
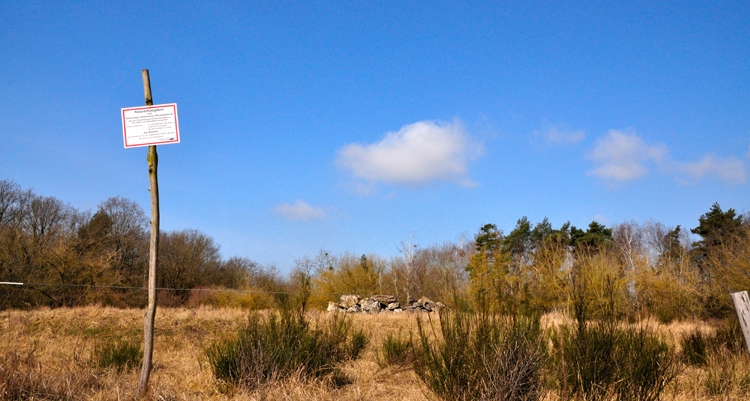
[122,103,180,148]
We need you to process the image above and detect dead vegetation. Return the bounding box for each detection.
[1,306,749,400]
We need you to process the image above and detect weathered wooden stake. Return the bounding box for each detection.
[730,291,750,355]
[137,69,160,398]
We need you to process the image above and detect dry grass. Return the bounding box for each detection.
[0,307,429,400]
[1,306,749,400]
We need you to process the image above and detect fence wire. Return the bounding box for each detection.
[0,281,328,296]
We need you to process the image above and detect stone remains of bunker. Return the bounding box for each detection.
[327,294,445,314]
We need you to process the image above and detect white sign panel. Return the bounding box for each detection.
[122,103,180,148]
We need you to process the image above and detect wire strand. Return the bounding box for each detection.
[0,281,305,296]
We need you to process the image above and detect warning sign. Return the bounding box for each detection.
[122,103,180,148]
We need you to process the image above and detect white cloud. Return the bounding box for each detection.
[674,155,746,184]
[593,215,609,225]
[274,200,326,221]
[336,120,482,189]
[587,129,667,182]
[586,130,747,186]
[538,127,585,144]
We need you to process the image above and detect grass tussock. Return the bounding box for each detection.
[0,348,98,400]
[703,348,750,396]
[677,316,750,398]
[377,331,414,368]
[92,335,142,372]
[680,328,712,366]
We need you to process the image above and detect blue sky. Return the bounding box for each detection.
[1,1,748,272]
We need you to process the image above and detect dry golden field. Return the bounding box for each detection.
[1,306,749,400]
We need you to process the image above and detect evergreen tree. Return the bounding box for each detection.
[503,217,532,273]
[571,221,613,254]
[475,223,502,254]
[690,202,745,278]
[691,203,744,253]
[466,223,506,310]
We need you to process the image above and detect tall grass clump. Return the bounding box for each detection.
[684,317,750,397]
[204,306,366,391]
[413,309,546,401]
[92,336,142,372]
[552,271,680,401]
[348,327,369,360]
[0,349,96,400]
[703,348,750,396]
[377,331,413,368]
[712,316,747,355]
[680,328,710,366]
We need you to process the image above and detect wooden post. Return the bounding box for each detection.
[730,291,750,355]
[137,69,160,398]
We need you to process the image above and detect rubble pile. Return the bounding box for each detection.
[327,294,445,314]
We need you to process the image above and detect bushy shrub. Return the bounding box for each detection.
[615,325,680,401]
[553,273,680,401]
[205,307,366,391]
[554,321,679,401]
[568,255,631,321]
[635,267,702,323]
[413,310,546,401]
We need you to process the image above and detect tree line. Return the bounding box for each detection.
[1,179,748,321]
[0,180,282,308]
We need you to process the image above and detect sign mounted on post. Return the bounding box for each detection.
[122,103,180,148]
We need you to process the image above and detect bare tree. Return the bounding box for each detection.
[97,197,149,287]
[25,195,71,245]
[397,232,417,303]
[158,229,222,304]
[0,180,23,228]
[613,221,646,272]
